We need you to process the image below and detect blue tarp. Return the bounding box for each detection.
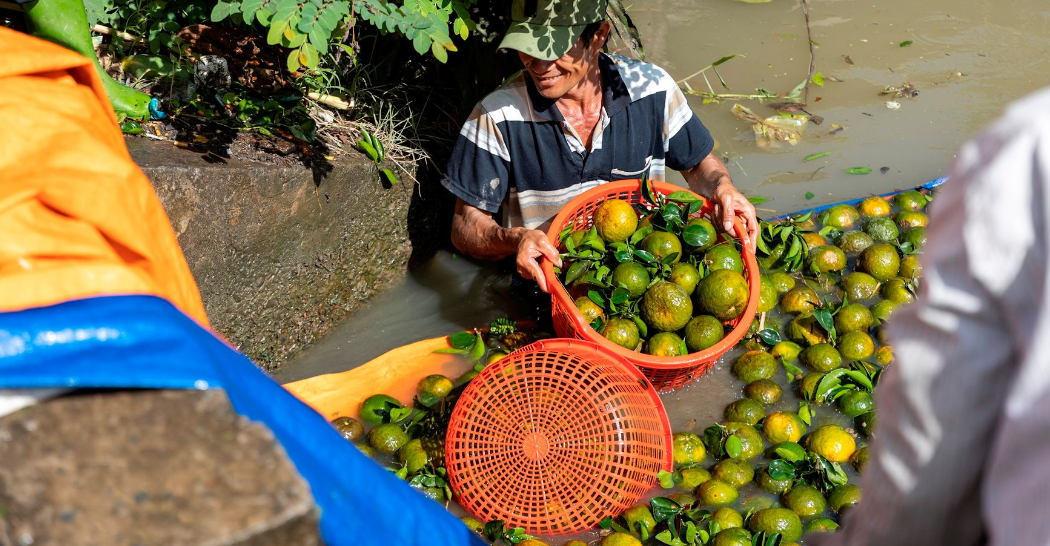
[0,294,486,546]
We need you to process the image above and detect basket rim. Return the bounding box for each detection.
[541,179,761,370]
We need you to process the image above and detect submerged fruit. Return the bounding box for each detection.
[697,479,739,506]
[360,394,406,425]
[858,195,892,217]
[801,343,843,373]
[806,424,857,463]
[835,303,874,334]
[712,457,755,488]
[807,245,847,273]
[857,243,901,281]
[863,216,900,243]
[744,379,783,405]
[783,483,826,517]
[838,330,875,360]
[837,230,874,254]
[763,412,807,444]
[767,271,796,294]
[780,286,820,315]
[732,350,778,383]
[724,398,766,425]
[418,374,454,399]
[748,508,802,543]
[368,423,409,454]
[331,416,364,441]
[758,275,778,313]
[822,204,861,229]
[893,189,928,211]
[841,271,881,301]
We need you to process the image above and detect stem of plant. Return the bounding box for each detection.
[802,0,815,104]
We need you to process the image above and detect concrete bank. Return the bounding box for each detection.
[128,138,450,371]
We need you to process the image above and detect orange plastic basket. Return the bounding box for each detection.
[444,339,672,535]
[541,179,761,391]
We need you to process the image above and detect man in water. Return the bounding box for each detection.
[442,0,758,291]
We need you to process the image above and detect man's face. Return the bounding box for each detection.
[518,23,609,100]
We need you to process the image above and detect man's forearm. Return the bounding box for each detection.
[450,201,524,261]
[683,153,733,198]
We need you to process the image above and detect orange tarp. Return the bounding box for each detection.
[0,28,207,325]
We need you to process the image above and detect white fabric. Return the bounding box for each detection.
[0,388,70,418]
[814,86,1050,546]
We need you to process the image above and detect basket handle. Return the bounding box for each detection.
[734,217,756,256]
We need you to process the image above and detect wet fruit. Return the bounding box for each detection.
[757,467,793,494]
[725,422,764,460]
[670,262,701,296]
[801,343,843,373]
[895,210,929,229]
[798,372,823,401]
[828,483,861,513]
[807,245,847,273]
[855,410,878,438]
[593,199,638,243]
[893,189,928,211]
[673,432,707,466]
[705,244,744,273]
[841,271,881,301]
[780,286,820,314]
[783,483,826,517]
[732,350,777,382]
[857,243,901,281]
[802,232,827,248]
[697,479,739,506]
[712,457,755,488]
[758,275,778,313]
[647,332,686,357]
[881,277,916,304]
[863,216,899,243]
[368,423,409,454]
[684,315,725,352]
[642,282,693,332]
[748,508,802,543]
[623,504,657,537]
[835,303,874,334]
[684,217,718,252]
[858,195,892,217]
[767,271,796,294]
[805,518,839,533]
[901,226,927,249]
[744,379,783,405]
[575,296,605,323]
[870,299,898,323]
[695,269,750,321]
[724,398,766,425]
[611,262,651,299]
[331,416,364,441]
[763,412,807,444]
[641,231,684,264]
[837,230,874,254]
[771,340,803,362]
[838,330,875,360]
[786,313,828,346]
[418,374,453,399]
[852,446,870,472]
[711,507,744,530]
[360,394,407,425]
[602,317,641,350]
[711,527,751,546]
[836,389,875,417]
[900,254,923,279]
[806,424,857,462]
[679,467,711,490]
[601,532,642,546]
[822,204,861,229]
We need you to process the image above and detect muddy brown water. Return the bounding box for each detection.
[276,0,1049,541]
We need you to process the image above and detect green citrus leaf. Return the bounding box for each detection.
[804,152,830,162]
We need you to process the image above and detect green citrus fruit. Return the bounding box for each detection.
[857,243,901,282]
[670,262,702,296]
[838,330,875,360]
[601,532,642,546]
[368,422,409,454]
[822,204,861,229]
[780,286,820,315]
[647,331,686,357]
[356,443,375,457]
[461,516,485,535]
[900,255,923,279]
[725,421,764,460]
[602,317,641,350]
[711,507,744,530]
[837,230,875,254]
[679,467,711,490]
[623,504,657,537]
[642,281,693,332]
[798,372,824,401]
[806,424,857,462]
[611,262,651,299]
[881,277,916,304]
[641,231,684,264]
[834,303,874,334]
[771,340,803,362]
[684,315,724,352]
[828,483,861,513]
[724,398,766,425]
[668,493,697,508]
[398,438,431,474]
[783,483,826,517]
[893,189,928,211]
[744,379,783,405]
[757,243,785,270]
[331,416,364,441]
[852,446,870,473]
[756,466,793,495]
[855,410,878,438]
[711,527,752,546]
[870,299,898,323]
[697,479,739,507]
[672,431,707,466]
[895,210,929,229]
[732,350,777,382]
[704,244,744,273]
[695,269,750,321]
[457,369,480,384]
[758,275,778,313]
[863,216,900,243]
[767,271,796,294]
[802,232,827,248]
[901,226,927,249]
[684,217,718,252]
[858,195,892,217]
[593,199,639,243]
[763,412,807,444]
[841,271,881,301]
[748,508,802,543]
[836,390,875,417]
[805,517,840,533]
[575,296,606,323]
[418,374,454,399]
[786,313,829,346]
[875,345,894,365]
[360,394,407,425]
[807,245,847,273]
[712,457,755,488]
[801,343,843,373]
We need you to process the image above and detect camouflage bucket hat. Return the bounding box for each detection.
[498,0,608,61]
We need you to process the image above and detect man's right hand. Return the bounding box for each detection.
[515,229,562,293]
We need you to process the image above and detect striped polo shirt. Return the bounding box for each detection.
[441,53,714,230]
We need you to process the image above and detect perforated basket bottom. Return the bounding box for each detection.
[445,339,671,535]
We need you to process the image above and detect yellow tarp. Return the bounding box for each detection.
[283,337,473,421]
[0,28,207,325]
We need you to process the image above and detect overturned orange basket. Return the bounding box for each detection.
[542,179,760,391]
[445,339,672,535]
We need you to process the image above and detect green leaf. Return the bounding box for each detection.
[711,54,736,67]
[309,27,328,50]
[900,40,913,47]
[774,442,807,463]
[449,332,476,349]
[812,72,825,87]
[432,347,468,355]
[805,192,815,200]
[633,315,648,338]
[813,308,835,338]
[667,191,700,203]
[845,167,872,175]
[431,41,449,62]
[651,497,683,523]
[702,425,726,459]
[757,328,781,345]
[804,152,830,162]
[749,195,769,205]
[469,331,486,363]
[725,434,743,458]
[798,402,813,425]
[268,18,289,45]
[300,42,320,68]
[381,168,399,185]
[634,249,657,263]
[565,261,590,286]
[211,1,234,22]
[412,32,430,55]
[630,225,654,245]
[767,458,796,480]
[588,290,606,307]
[357,139,379,162]
[783,359,804,380]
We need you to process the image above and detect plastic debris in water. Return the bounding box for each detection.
[148,97,167,120]
[731,103,809,149]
